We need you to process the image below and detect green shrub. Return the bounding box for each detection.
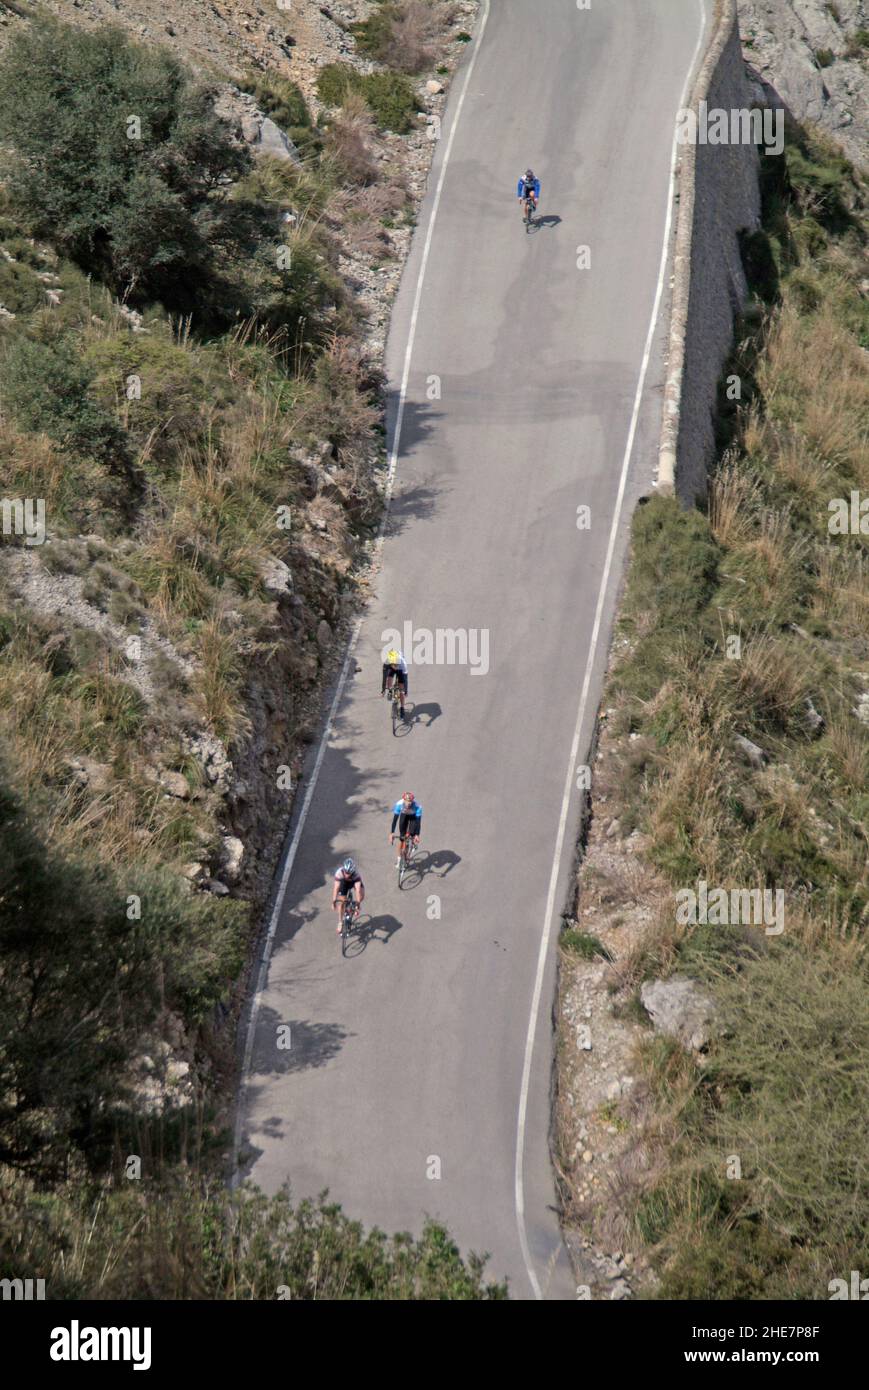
[84,331,219,472]
[351,3,400,61]
[0,255,44,315]
[0,336,130,470]
[0,16,250,319]
[316,64,419,133]
[0,778,154,1174]
[317,63,359,108]
[362,71,419,132]
[560,928,611,961]
[629,498,719,626]
[0,1179,508,1299]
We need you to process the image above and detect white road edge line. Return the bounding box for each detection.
[232,0,492,1185]
[513,0,709,1300]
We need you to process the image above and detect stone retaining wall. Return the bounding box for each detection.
[659,0,761,504]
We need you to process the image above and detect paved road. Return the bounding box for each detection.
[235,0,709,1299]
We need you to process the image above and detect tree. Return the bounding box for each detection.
[0,17,250,315]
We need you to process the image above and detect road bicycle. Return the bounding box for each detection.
[395,834,417,888]
[386,675,405,734]
[339,896,360,956]
[523,193,537,230]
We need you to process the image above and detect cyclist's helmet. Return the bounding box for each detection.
[341,857,356,875]
[386,649,400,664]
[525,168,535,181]
[402,791,415,804]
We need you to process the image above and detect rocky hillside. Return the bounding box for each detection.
[738,0,869,166]
[0,1,476,1170]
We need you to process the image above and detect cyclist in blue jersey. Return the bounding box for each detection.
[389,791,422,862]
[517,167,540,220]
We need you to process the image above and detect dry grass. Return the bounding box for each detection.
[324,90,378,186]
[760,304,869,475]
[729,631,814,728]
[379,1,453,74]
[826,715,869,787]
[811,544,869,633]
[708,452,762,547]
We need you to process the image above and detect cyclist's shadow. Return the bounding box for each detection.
[530,213,561,233]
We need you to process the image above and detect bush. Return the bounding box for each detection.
[0,254,44,316]
[0,1180,509,1299]
[317,63,419,133]
[361,71,419,133]
[0,778,154,1174]
[0,17,250,316]
[325,92,379,185]
[83,330,221,473]
[629,498,719,625]
[351,3,401,61]
[352,0,442,75]
[0,336,130,471]
[560,929,611,961]
[317,63,359,108]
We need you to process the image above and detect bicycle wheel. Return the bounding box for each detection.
[400,840,414,887]
[391,690,400,736]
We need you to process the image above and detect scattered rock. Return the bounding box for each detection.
[159,770,190,799]
[640,976,718,1052]
[185,731,233,793]
[259,555,293,594]
[67,757,113,792]
[219,834,245,884]
[734,732,768,768]
[202,877,230,897]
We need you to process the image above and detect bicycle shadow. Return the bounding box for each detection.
[343,913,403,957]
[407,701,442,728]
[424,848,461,878]
[399,848,461,887]
[528,213,561,233]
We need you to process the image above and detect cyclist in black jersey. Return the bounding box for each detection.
[332,857,365,934]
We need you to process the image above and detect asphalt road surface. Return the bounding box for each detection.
[235,0,709,1299]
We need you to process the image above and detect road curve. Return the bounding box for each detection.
[235,0,709,1299]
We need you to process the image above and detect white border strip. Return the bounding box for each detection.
[512,0,709,1299]
[232,0,493,1183]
